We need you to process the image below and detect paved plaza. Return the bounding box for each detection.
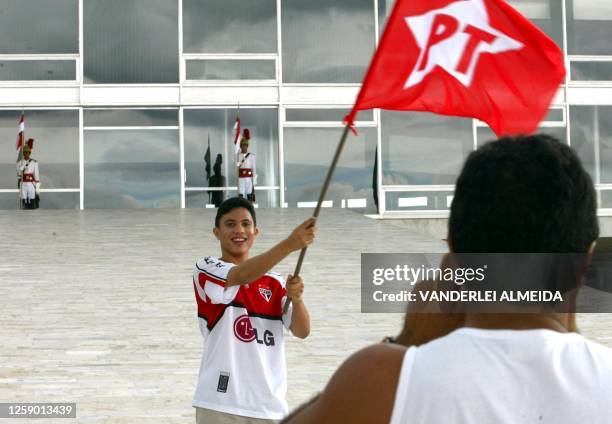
[1,208,611,423]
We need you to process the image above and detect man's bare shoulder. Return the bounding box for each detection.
[284,343,406,424]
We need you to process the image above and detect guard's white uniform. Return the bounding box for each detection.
[16,158,39,205]
[192,256,293,420]
[237,152,256,198]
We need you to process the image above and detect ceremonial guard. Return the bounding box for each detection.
[16,139,40,209]
[236,129,256,202]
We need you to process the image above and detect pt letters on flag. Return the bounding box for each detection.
[348,0,565,136]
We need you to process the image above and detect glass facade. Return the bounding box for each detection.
[0,1,610,216]
[281,0,375,83]
[84,0,179,84]
[184,108,279,208]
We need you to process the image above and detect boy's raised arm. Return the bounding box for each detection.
[226,218,316,287]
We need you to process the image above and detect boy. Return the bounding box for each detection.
[193,197,315,423]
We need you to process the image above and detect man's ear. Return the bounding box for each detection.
[213,227,220,240]
[254,227,260,237]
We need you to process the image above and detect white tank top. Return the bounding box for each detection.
[391,328,612,424]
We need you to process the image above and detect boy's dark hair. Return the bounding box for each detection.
[215,197,257,228]
[449,134,599,253]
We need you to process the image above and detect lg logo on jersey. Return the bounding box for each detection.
[233,315,275,346]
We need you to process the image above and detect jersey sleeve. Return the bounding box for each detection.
[281,295,293,331]
[273,274,292,330]
[194,256,239,305]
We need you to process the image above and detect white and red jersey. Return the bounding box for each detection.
[192,256,293,420]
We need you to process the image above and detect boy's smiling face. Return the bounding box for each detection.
[213,207,259,263]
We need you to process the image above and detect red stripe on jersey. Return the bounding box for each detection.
[193,277,232,330]
[199,270,225,287]
[199,271,225,288]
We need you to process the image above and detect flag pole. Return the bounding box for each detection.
[18,109,24,210]
[207,134,212,205]
[283,123,352,314]
[235,101,240,197]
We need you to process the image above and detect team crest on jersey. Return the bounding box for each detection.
[259,287,272,302]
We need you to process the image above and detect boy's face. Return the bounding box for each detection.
[213,207,258,260]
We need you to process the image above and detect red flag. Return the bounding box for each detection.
[15,112,24,150]
[232,112,241,156]
[346,0,565,136]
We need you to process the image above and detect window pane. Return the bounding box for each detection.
[377,0,394,36]
[508,1,563,48]
[571,62,612,81]
[601,191,612,208]
[84,0,179,83]
[282,0,375,83]
[385,191,454,211]
[185,189,279,209]
[286,109,373,122]
[186,60,275,80]
[183,0,276,54]
[381,112,473,185]
[84,109,178,127]
[567,0,612,55]
[0,192,79,210]
[0,0,78,53]
[84,130,179,208]
[284,127,377,213]
[477,126,566,149]
[544,109,564,122]
[0,61,75,81]
[184,108,279,189]
[0,110,79,189]
[570,106,612,184]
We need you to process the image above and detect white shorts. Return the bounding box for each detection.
[21,182,36,203]
[238,177,253,198]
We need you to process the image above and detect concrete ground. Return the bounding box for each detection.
[1,208,611,423]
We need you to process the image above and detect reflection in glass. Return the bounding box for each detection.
[184,108,279,189]
[571,62,612,81]
[0,0,78,53]
[84,0,179,83]
[0,110,79,190]
[284,127,377,213]
[84,109,179,127]
[378,1,563,48]
[381,112,473,185]
[570,106,612,184]
[377,0,394,36]
[567,0,612,55]
[0,192,79,210]
[601,191,612,208]
[186,189,279,209]
[0,61,75,81]
[186,60,275,80]
[477,126,567,149]
[84,130,179,208]
[508,0,563,48]
[385,191,454,211]
[183,0,276,53]
[544,109,565,122]
[285,109,373,122]
[282,0,375,83]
